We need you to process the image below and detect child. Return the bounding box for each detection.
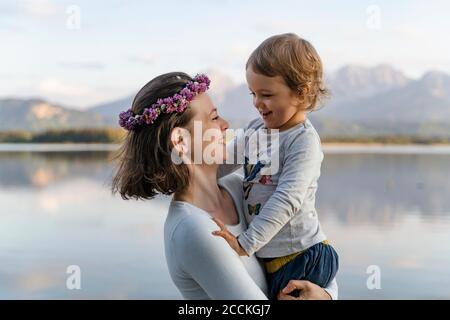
[213,33,339,300]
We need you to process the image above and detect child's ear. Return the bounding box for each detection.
[296,82,312,106]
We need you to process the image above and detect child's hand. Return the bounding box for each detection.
[212,217,249,256]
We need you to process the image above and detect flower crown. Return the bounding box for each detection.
[118,74,211,131]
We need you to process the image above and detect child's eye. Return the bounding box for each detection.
[249,92,255,96]
[262,94,272,98]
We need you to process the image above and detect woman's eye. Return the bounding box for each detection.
[212,116,219,120]
[249,92,255,96]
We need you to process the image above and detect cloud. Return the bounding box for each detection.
[30,77,132,108]
[392,23,428,39]
[252,20,300,33]
[0,0,63,29]
[228,43,253,60]
[126,54,157,65]
[59,61,106,70]
[0,2,22,31]
[37,78,92,97]
[19,0,61,18]
[0,2,18,17]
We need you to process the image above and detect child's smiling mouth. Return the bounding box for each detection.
[261,111,272,118]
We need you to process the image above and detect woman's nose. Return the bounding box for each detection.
[220,118,229,131]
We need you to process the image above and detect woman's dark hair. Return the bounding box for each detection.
[110,72,195,200]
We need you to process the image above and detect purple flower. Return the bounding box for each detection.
[125,116,138,130]
[194,74,211,87]
[117,73,210,131]
[163,97,174,105]
[180,87,194,101]
[143,107,160,123]
[118,108,136,129]
[165,101,178,113]
[177,100,188,112]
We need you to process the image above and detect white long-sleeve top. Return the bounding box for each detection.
[164,173,338,300]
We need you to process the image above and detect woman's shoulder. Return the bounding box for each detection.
[165,201,244,265]
[165,201,217,243]
[218,172,244,194]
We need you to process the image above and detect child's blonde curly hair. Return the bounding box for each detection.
[246,33,328,112]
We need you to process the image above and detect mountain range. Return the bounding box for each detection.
[1,64,450,138]
[0,98,110,132]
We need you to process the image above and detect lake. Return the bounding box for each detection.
[1,143,450,299]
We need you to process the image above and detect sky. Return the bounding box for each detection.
[1,0,449,109]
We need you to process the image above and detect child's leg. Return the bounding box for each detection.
[266,242,339,300]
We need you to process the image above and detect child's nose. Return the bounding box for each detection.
[254,96,265,109]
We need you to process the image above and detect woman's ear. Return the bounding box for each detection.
[170,127,190,164]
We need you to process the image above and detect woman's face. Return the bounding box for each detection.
[184,92,229,166]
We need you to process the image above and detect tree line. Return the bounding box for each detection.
[0,128,449,144]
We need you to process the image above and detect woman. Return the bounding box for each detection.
[111,72,337,299]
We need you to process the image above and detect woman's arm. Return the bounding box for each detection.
[174,215,268,300]
[277,279,338,300]
[324,278,338,300]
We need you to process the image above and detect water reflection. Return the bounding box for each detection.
[318,154,450,224]
[0,146,449,299]
[0,151,111,189]
[2,150,449,221]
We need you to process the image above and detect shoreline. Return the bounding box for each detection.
[2,142,450,154]
[321,143,450,154]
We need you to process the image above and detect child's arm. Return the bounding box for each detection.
[238,131,322,256]
[212,217,248,256]
[214,131,322,257]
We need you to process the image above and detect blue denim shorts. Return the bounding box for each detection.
[265,241,339,300]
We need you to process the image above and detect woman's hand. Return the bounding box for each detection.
[212,217,248,256]
[277,280,332,300]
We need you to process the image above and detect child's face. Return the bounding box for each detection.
[246,67,304,130]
